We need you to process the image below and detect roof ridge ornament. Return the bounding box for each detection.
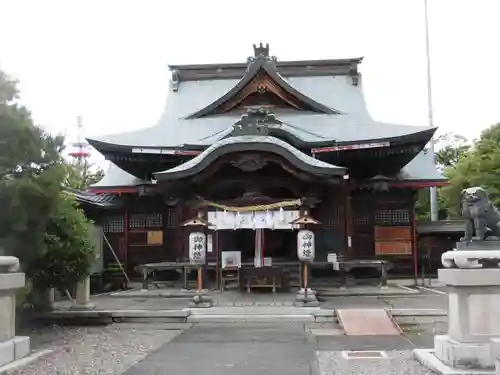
[230,107,282,137]
[247,42,277,69]
[254,42,270,58]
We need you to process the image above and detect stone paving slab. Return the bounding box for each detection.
[54,295,190,311]
[316,335,415,351]
[317,285,420,296]
[122,323,315,375]
[173,322,312,343]
[109,289,198,298]
[123,342,314,375]
[315,350,435,375]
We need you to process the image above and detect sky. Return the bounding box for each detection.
[0,0,499,167]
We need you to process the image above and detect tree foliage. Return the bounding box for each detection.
[64,159,104,190]
[0,70,66,261]
[0,67,94,292]
[415,132,471,220]
[440,123,500,217]
[434,133,470,169]
[26,194,94,291]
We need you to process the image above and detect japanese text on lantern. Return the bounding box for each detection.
[297,230,315,262]
[189,232,206,264]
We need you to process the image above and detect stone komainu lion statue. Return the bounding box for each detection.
[460,187,500,241]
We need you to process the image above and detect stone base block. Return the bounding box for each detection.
[435,335,494,369]
[294,289,320,307]
[0,336,30,367]
[13,337,30,360]
[69,303,96,311]
[414,349,495,375]
[439,269,500,343]
[189,295,213,308]
[491,339,500,375]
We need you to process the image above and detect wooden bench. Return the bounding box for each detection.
[138,262,216,290]
[239,267,283,293]
[338,260,393,287]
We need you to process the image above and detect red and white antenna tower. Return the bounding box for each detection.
[68,115,91,163]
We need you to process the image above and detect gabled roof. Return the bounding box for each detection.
[154,134,346,182]
[185,43,341,118]
[398,149,446,183]
[64,188,123,209]
[91,163,151,188]
[366,148,446,185]
[87,43,438,183]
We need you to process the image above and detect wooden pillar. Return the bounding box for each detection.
[345,179,353,260]
[123,210,129,276]
[176,203,184,261]
[215,230,220,289]
[412,190,419,283]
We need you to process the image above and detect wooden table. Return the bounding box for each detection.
[338,260,393,287]
[138,262,216,290]
[239,267,283,293]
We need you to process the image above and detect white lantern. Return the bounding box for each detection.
[297,229,315,262]
[189,232,206,264]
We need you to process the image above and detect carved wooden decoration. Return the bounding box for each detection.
[230,154,268,172]
[217,71,313,114]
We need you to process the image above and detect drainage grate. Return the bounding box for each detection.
[341,351,388,359]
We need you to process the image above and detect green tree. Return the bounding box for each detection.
[441,123,500,217]
[0,70,66,261]
[435,133,471,169]
[0,68,95,305]
[64,159,104,190]
[415,132,471,220]
[26,194,94,292]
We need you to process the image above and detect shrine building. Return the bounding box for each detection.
[84,43,446,289]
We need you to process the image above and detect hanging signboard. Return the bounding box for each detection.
[297,230,315,262]
[207,210,300,230]
[189,232,206,264]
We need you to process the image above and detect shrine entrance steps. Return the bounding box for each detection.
[336,309,402,336]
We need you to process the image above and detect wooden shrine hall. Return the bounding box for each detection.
[83,43,447,291]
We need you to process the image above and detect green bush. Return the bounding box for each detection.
[26,194,94,291]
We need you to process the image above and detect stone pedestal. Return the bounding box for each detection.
[491,338,500,375]
[436,268,500,369]
[70,277,95,311]
[294,288,319,307]
[0,257,30,367]
[415,266,500,373]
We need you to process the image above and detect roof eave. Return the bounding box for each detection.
[185,58,340,120]
[168,57,364,72]
[154,141,346,182]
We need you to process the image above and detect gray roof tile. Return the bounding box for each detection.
[398,149,446,181]
[155,135,345,180]
[92,163,151,188]
[88,76,431,148]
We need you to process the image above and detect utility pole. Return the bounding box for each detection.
[424,0,438,222]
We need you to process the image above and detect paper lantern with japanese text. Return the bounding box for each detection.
[297,230,315,262]
[189,232,206,264]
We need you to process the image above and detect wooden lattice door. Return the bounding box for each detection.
[352,195,374,259]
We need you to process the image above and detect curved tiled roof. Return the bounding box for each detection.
[185,56,341,119]
[87,74,433,150]
[154,135,346,181]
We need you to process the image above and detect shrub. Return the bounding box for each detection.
[26,194,94,292]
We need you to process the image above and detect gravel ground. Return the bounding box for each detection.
[11,325,181,375]
[316,350,435,375]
